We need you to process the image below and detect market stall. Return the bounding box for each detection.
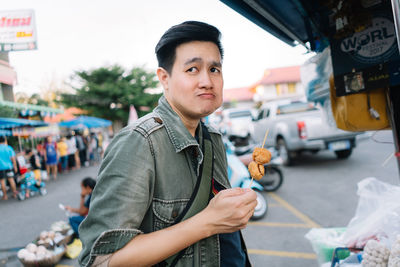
[221,0,400,175]
[220,0,400,266]
[0,117,49,151]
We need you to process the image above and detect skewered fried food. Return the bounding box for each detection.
[252,147,271,165]
[248,161,265,180]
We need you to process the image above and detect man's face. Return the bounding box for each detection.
[159,41,223,121]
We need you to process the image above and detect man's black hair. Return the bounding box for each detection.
[82,177,96,190]
[155,21,224,74]
[0,136,6,143]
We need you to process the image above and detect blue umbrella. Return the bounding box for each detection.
[59,116,111,129]
[0,117,48,129]
[0,129,12,136]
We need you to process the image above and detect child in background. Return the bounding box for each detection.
[26,149,42,183]
[65,177,96,238]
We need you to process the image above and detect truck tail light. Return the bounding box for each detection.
[297,121,307,139]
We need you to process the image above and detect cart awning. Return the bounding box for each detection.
[0,117,48,129]
[220,0,333,51]
[58,116,111,129]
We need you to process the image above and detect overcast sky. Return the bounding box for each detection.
[2,0,313,96]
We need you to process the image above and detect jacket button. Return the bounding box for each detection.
[154,117,163,124]
[171,210,178,218]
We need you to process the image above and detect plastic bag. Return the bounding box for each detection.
[305,227,348,265]
[341,177,400,249]
[300,46,333,105]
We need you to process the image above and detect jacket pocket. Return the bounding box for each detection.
[152,198,194,257]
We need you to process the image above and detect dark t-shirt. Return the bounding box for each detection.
[83,194,91,216]
[212,179,246,266]
[196,124,247,266]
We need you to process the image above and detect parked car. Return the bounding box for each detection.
[220,108,254,146]
[250,100,361,165]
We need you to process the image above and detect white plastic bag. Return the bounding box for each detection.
[342,178,400,249]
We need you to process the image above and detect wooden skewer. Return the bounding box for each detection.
[250,128,269,189]
[261,129,269,149]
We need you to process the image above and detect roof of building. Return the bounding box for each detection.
[259,65,301,85]
[223,87,254,102]
[44,107,86,123]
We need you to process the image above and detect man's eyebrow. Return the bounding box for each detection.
[184,57,202,66]
[184,57,222,68]
[211,61,222,68]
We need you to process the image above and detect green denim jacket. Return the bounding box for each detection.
[78,96,235,267]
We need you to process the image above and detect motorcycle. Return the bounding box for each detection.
[224,138,268,220]
[234,142,284,192]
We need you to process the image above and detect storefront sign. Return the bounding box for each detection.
[330,4,400,96]
[0,9,37,52]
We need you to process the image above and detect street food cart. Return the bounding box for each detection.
[220,0,400,176]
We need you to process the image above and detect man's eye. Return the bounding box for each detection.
[187,67,198,72]
[210,67,221,73]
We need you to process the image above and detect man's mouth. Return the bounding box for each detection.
[198,93,215,99]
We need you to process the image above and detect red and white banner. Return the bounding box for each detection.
[0,9,37,52]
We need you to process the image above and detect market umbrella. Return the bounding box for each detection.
[0,117,48,129]
[58,116,111,129]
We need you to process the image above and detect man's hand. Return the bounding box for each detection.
[201,188,257,235]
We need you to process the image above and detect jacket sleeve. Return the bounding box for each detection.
[78,127,155,267]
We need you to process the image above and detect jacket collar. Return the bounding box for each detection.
[154,96,199,153]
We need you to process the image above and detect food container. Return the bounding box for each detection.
[18,246,65,267]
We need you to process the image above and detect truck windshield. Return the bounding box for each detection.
[277,102,318,115]
[229,111,252,119]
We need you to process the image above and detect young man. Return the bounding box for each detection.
[79,21,257,267]
[65,177,96,238]
[0,136,18,200]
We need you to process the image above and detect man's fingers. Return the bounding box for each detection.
[219,187,248,197]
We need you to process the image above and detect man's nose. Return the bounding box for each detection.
[198,71,213,89]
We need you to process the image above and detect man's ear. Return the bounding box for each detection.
[157,67,169,91]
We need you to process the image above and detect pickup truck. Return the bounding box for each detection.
[250,101,360,166]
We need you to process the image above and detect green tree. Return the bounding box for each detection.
[59,65,161,126]
[15,92,49,106]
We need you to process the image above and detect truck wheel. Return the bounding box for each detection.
[277,139,294,166]
[335,149,352,159]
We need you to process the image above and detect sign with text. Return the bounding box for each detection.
[0,9,37,52]
[330,3,400,96]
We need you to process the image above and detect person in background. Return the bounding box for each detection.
[26,148,42,183]
[44,136,58,180]
[0,136,18,200]
[76,132,87,167]
[65,177,96,238]
[73,134,81,170]
[36,140,46,171]
[66,134,77,171]
[88,133,99,165]
[57,137,69,173]
[97,132,104,159]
